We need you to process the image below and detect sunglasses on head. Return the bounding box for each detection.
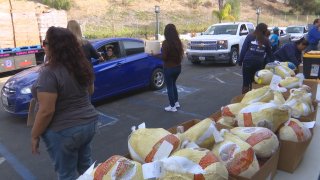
[42,41,49,47]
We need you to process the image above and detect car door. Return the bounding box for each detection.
[92,41,126,100]
[119,40,150,89]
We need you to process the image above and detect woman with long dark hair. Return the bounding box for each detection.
[162,24,184,112]
[31,27,98,179]
[238,23,273,94]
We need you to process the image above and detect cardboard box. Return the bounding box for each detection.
[303,79,319,100]
[277,132,313,173]
[251,83,266,89]
[299,101,318,122]
[230,94,245,104]
[209,111,222,122]
[231,148,280,180]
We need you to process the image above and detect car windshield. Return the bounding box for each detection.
[286,27,304,34]
[204,25,238,35]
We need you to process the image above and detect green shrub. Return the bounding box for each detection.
[42,0,71,10]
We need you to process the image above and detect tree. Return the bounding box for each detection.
[212,2,235,23]
[218,0,224,11]
[226,0,240,20]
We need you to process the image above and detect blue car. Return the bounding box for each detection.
[1,38,165,117]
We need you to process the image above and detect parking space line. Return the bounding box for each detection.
[0,143,36,180]
[215,77,226,84]
[96,110,119,128]
[233,72,243,77]
[0,157,5,165]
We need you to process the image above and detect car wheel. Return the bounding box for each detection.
[150,68,165,90]
[229,47,239,66]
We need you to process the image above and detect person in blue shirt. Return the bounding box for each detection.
[274,37,309,67]
[269,27,280,53]
[238,23,273,94]
[306,19,320,51]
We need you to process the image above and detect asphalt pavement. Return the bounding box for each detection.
[0,60,243,179]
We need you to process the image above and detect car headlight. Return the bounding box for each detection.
[217,40,228,49]
[21,86,32,94]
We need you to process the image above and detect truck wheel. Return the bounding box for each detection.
[150,68,165,90]
[229,47,239,66]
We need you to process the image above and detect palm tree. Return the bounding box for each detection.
[212,2,235,23]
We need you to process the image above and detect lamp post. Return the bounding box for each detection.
[155,5,160,40]
[256,7,261,26]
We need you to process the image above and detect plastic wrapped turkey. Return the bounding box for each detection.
[230,127,279,158]
[92,155,143,180]
[128,125,180,163]
[182,118,223,149]
[160,148,228,180]
[212,130,260,179]
[254,69,274,85]
[284,88,314,118]
[241,86,274,104]
[236,102,290,132]
[279,118,312,142]
[220,103,246,127]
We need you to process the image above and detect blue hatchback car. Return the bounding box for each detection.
[1,38,165,117]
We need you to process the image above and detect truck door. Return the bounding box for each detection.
[239,24,249,52]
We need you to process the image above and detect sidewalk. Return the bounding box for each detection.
[275,84,320,180]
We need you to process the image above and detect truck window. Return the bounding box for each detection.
[123,41,144,56]
[246,24,255,33]
[240,24,247,32]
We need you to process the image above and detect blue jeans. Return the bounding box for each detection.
[42,120,97,180]
[164,66,181,107]
[242,60,263,88]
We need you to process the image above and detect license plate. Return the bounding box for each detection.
[199,57,206,61]
[2,95,8,106]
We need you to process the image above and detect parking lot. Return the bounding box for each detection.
[0,59,243,179]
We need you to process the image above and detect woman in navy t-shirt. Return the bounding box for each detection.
[238,23,273,94]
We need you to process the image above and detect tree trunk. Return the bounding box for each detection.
[218,0,224,11]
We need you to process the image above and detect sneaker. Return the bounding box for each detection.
[165,106,177,112]
[175,102,181,108]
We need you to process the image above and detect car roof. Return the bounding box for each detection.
[211,22,253,26]
[89,38,143,48]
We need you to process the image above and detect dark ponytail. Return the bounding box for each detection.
[254,23,268,47]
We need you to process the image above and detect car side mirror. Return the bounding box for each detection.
[240,30,249,36]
